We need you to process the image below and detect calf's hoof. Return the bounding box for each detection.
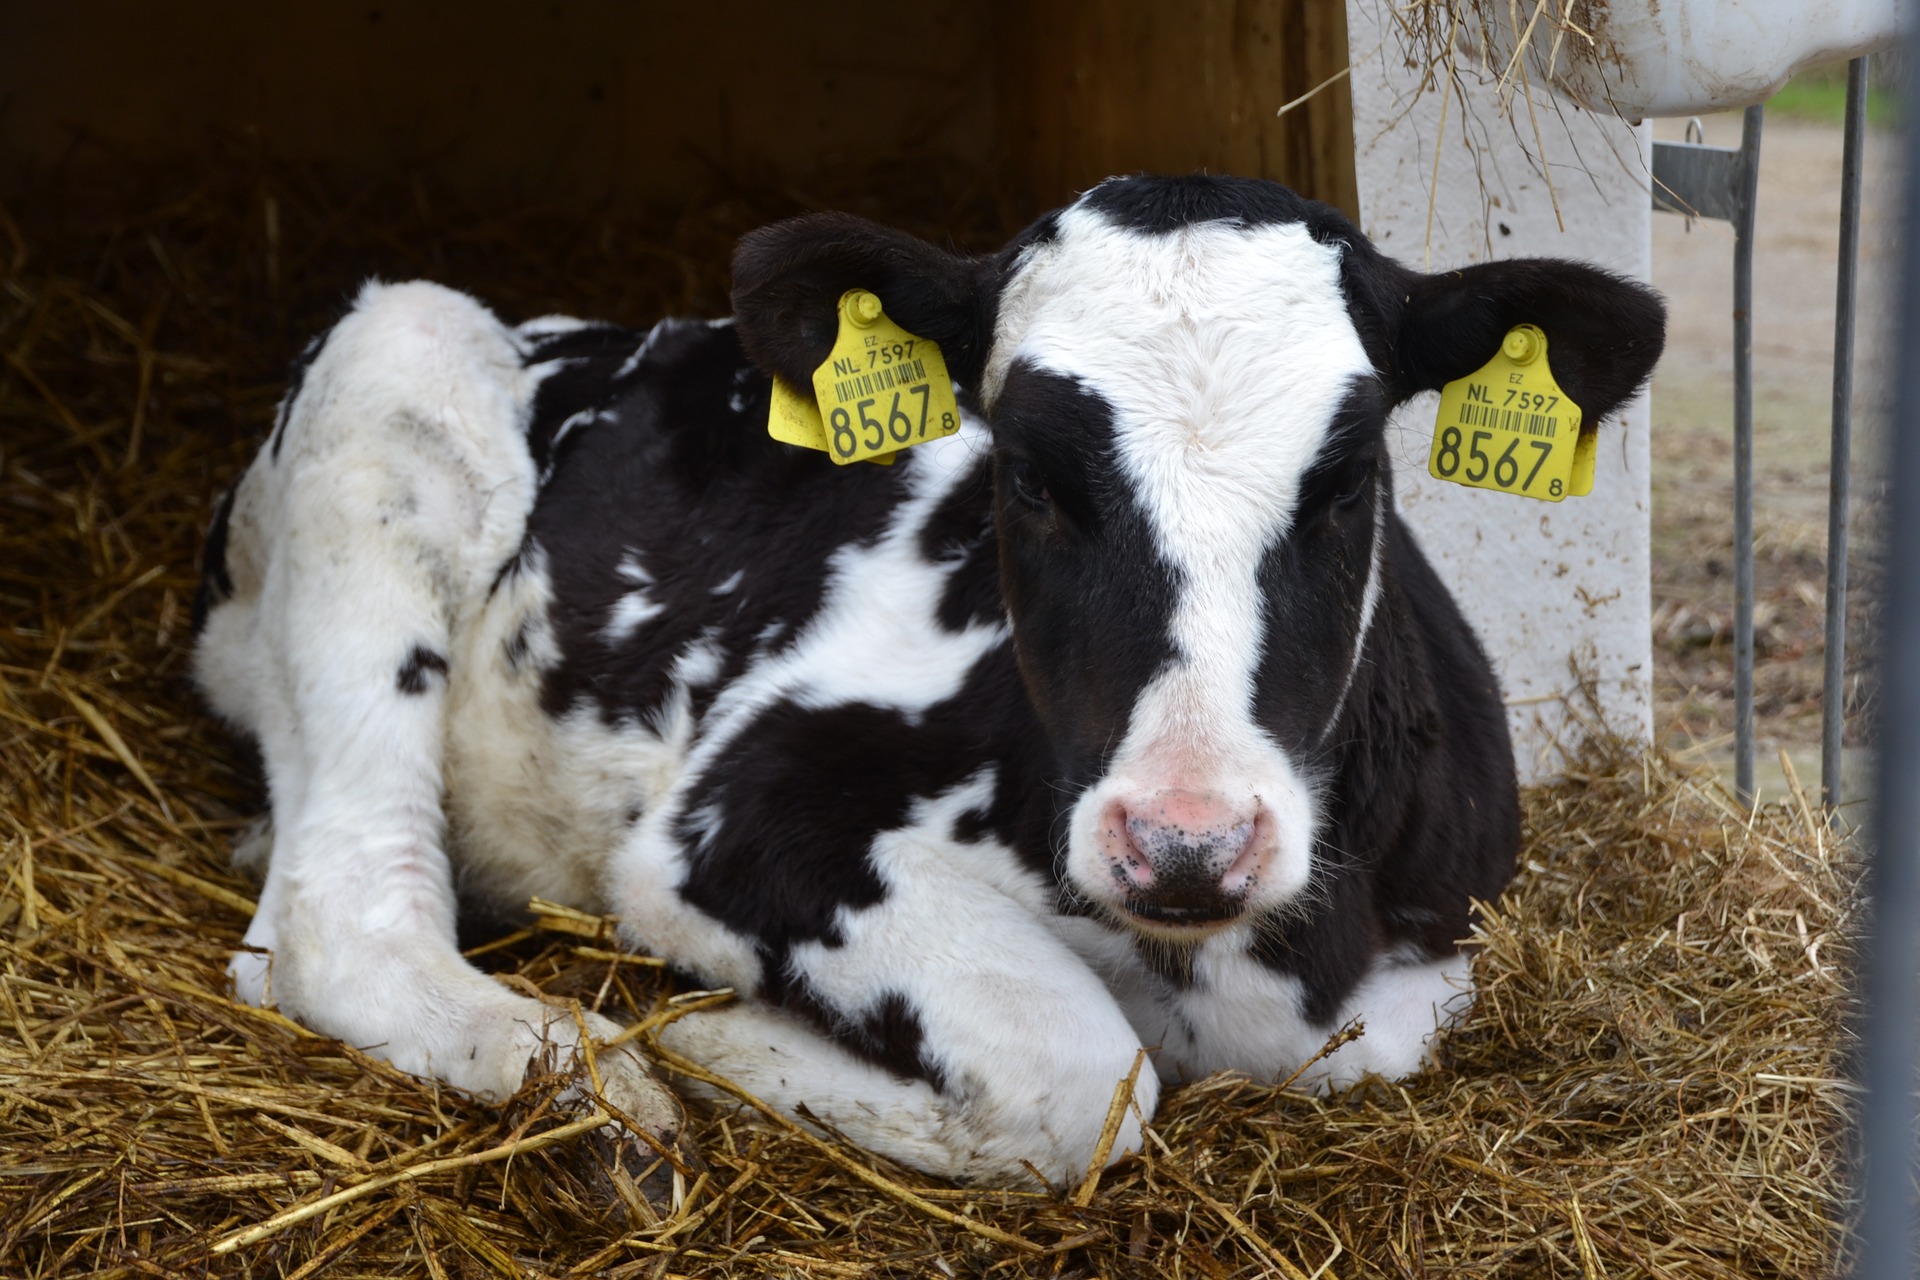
[529,1039,698,1221]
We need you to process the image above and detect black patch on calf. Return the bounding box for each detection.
[523,320,912,728]
[989,364,1179,792]
[675,701,909,951]
[190,487,238,636]
[1244,514,1519,1021]
[396,646,449,695]
[669,652,1049,1082]
[1248,383,1389,754]
[1079,173,1356,243]
[673,651,1034,954]
[1356,521,1520,956]
[521,321,662,479]
[773,978,949,1091]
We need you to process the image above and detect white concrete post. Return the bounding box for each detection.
[1345,1,1656,780]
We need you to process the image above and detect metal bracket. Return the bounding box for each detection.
[1651,136,1757,223]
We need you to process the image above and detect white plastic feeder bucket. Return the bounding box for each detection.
[1483,0,1903,118]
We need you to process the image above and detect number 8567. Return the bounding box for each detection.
[1433,425,1561,495]
[830,386,957,457]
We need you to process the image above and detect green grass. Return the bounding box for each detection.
[1768,65,1901,128]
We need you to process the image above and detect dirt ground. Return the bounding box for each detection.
[1647,111,1898,810]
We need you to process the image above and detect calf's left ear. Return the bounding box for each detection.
[1385,259,1666,426]
[731,212,993,391]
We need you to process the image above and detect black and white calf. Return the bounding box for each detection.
[194,175,1663,1184]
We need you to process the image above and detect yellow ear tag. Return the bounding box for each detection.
[810,289,961,466]
[1429,324,1585,502]
[768,375,830,452]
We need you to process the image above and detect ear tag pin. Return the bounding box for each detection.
[1428,324,1588,502]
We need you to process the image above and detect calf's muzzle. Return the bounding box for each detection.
[1095,789,1275,930]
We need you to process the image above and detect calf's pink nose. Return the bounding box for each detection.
[1107,790,1262,891]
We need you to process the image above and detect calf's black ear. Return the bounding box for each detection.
[731,212,993,390]
[1387,259,1666,426]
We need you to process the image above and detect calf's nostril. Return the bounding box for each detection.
[1102,804,1157,889]
[1218,831,1266,894]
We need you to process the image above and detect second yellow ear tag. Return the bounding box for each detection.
[1429,325,1585,502]
[768,375,896,464]
[810,290,961,466]
[768,375,830,452]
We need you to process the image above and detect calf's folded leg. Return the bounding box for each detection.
[196,281,683,1151]
[648,811,1157,1185]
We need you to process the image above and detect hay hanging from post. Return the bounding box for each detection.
[1357,0,1629,249]
[1,150,1855,1277]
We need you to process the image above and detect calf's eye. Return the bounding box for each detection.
[1003,457,1052,509]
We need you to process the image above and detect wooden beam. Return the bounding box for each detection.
[997,0,1358,219]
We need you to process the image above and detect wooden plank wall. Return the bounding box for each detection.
[0,1,1000,213]
[3,0,1356,224]
[997,0,1358,219]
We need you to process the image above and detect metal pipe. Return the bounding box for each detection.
[1731,105,1764,805]
[1857,45,1920,1278]
[1824,58,1868,812]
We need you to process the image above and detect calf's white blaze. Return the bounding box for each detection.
[987,209,1376,919]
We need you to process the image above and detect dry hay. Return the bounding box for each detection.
[1354,0,1640,252]
[1389,1,1613,110]
[1,151,1859,1278]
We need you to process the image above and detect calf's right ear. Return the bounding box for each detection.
[731,213,994,390]
[1384,258,1667,429]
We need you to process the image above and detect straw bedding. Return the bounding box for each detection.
[1,153,1856,1278]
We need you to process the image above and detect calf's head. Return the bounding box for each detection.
[734,175,1663,939]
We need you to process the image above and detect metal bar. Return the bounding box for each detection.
[1824,58,1869,811]
[1857,45,1920,1279]
[1731,105,1764,805]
